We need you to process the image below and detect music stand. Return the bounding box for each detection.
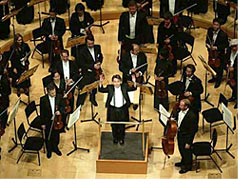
[7,98,21,153]
[16,64,39,105]
[92,0,110,33]
[67,105,89,156]
[131,84,153,131]
[215,103,235,159]
[198,55,216,107]
[79,81,99,125]
[0,107,8,159]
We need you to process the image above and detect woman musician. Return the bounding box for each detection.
[9,33,31,97]
[0,0,10,39]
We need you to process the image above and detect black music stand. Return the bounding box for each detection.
[198,55,215,107]
[0,107,8,159]
[92,0,110,33]
[131,85,153,131]
[67,106,89,156]
[7,99,21,153]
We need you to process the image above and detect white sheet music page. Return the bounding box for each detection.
[221,103,233,130]
[159,104,170,125]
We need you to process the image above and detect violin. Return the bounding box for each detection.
[155,70,167,99]
[53,106,64,130]
[227,67,236,88]
[52,39,62,55]
[164,43,174,61]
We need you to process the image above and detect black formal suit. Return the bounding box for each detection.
[174,108,198,170]
[206,27,229,84]
[40,94,64,155]
[99,84,136,141]
[118,10,148,45]
[119,51,147,83]
[76,44,103,107]
[0,73,11,129]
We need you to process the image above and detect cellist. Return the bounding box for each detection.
[172,99,198,174]
[205,18,229,88]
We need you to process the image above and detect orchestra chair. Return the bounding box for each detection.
[42,74,52,94]
[17,123,44,166]
[30,27,48,68]
[201,93,228,137]
[179,15,196,33]
[192,128,223,173]
[174,32,197,72]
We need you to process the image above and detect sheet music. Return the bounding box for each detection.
[221,103,233,130]
[7,98,21,125]
[159,104,170,125]
[67,105,81,129]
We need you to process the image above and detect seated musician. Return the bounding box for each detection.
[50,49,78,114]
[98,74,137,145]
[41,7,66,64]
[69,2,94,58]
[154,49,173,111]
[119,43,147,84]
[172,99,198,174]
[51,70,65,96]
[179,64,203,123]
[9,33,31,97]
[225,39,238,109]
[157,11,178,75]
[76,34,103,107]
[40,83,65,159]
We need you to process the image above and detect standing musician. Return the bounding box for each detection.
[76,34,103,107]
[40,83,65,159]
[41,7,66,64]
[179,64,203,123]
[99,74,137,145]
[69,2,94,58]
[157,11,178,75]
[50,49,78,113]
[118,0,149,52]
[9,33,31,97]
[154,49,173,111]
[0,0,10,40]
[12,0,34,25]
[172,99,198,174]
[225,38,238,109]
[119,43,147,84]
[206,18,229,88]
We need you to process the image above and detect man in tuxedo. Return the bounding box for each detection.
[118,0,148,52]
[206,18,229,88]
[160,0,187,17]
[119,43,147,84]
[173,99,198,174]
[40,83,65,159]
[76,34,103,107]
[41,8,66,64]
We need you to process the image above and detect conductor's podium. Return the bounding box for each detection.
[96,131,149,174]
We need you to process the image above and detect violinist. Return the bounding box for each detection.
[225,38,238,109]
[179,64,203,123]
[205,18,229,88]
[154,49,173,110]
[69,2,94,58]
[172,99,198,174]
[157,11,178,75]
[119,43,147,84]
[51,70,65,96]
[41,7,66,64]
[51,49,78,113]
[40,83,65,159]
[76,34,103,107]
[9,33,31,97]
[0,0,10,39]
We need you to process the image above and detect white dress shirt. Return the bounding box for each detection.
[110,86,126,108]
[185,75,193,91]
[169,0,176,14]
[178,108,189,127]
[50,19,56,35]
[48,95,55,117]
[129,12,137,39]
[62,60,70,81]
[230,51,238,67]
[212,30,220,45]
[88,47,96,62]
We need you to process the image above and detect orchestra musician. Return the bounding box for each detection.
[180,64,203,123]
[157,11,178,75]
[119,43,147,84]
[50,49,78,113]
[12,0,34,24]
[225,38,238,109]
[51,70,66,97]
[154,48,173,111]
[159,0,187,18]
[206,18,229,88]
[76,34,103,107]
[118,0,149,52]
[9,33,31,97]
[172,98,198,174]
[69,2,94,58]
[41,7,66,64]
[0,0,10,40]
[99,74,137,145]
[40,82,65,159]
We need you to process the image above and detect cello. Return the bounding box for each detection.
[155,70,167,99]
[207,35,221,68]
